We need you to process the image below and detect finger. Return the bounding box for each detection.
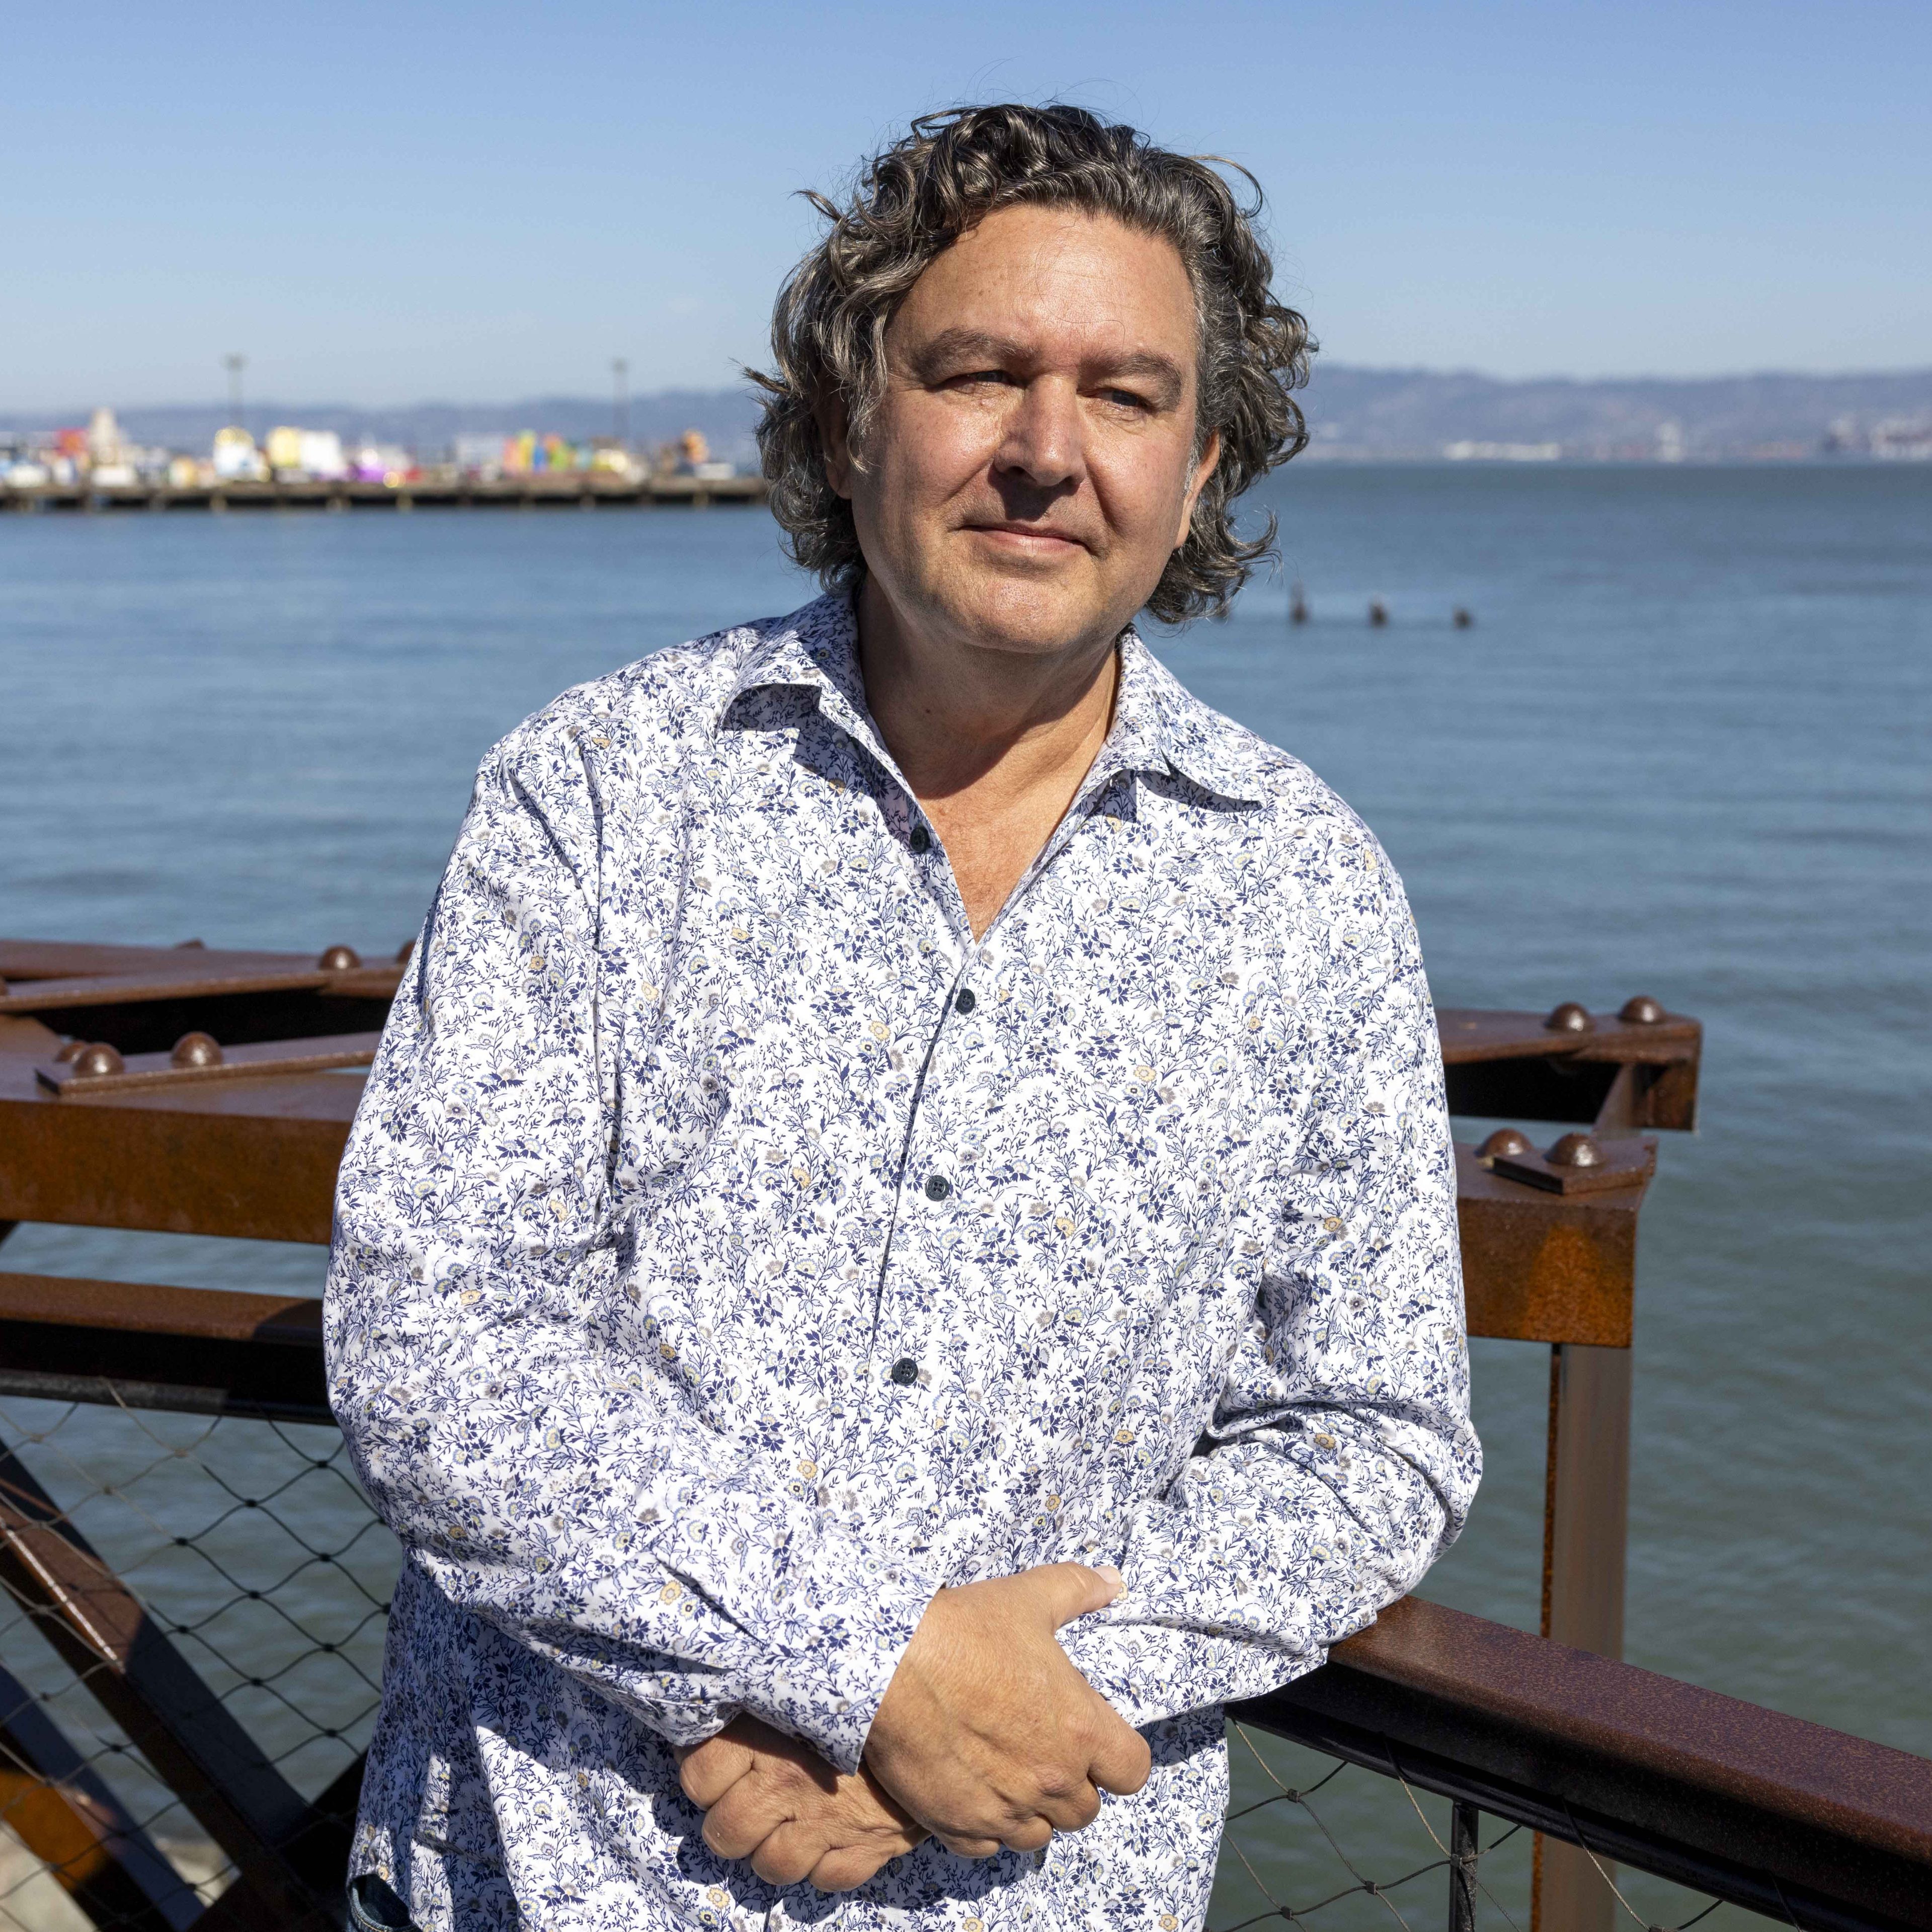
[1033,1780,1102,1833]
[1023,1560,1125,1630]
[1083,1699,1153,1798]
[809,1845,897,1892]
[748,1821,823,1888]
[935,1831,1005,1859]
[679,1734,757,1809]
[701,1781,795,1862]
[1001,1817,1053,1853]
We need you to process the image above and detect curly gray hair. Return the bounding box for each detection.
[750,103,1313,625]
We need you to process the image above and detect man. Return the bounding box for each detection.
[329,103,1479,1932]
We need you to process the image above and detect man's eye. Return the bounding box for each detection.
[1098,388,1152,411]
[947,369,1014,389]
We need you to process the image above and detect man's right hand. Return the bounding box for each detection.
[863,1562,1152,1857]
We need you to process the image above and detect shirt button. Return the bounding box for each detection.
[924,1174,951,1201]
[953,988,976,1015]
[910,824,932,854]
[890,1357,919,1386]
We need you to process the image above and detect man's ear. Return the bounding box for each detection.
[818,393,855,500]
[1174,427,1221,549]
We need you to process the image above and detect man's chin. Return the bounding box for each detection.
[938,578,1132,660]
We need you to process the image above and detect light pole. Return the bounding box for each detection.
[223,353,247,432]
[612,358,630,447]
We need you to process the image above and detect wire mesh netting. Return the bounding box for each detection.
[1215,1722,1774,1932]
[0,1396,396,1930]
[0,1393,1777,1932]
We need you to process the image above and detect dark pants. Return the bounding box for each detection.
[345,1873,419,1931]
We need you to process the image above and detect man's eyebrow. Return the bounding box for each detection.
[908,329,1187,405]
[906,328,1026,375]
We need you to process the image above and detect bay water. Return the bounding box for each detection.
[3,465,1927,1924]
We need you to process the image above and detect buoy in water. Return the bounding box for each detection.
[1453,607,1474,628]
[1290,580,1308,624]
[1368,599,1388,627]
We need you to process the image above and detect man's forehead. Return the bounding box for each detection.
[892,210,1197,375]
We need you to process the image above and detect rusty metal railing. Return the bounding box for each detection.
[4,934,1924,1930]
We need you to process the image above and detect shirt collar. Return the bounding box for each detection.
[720,592,1269,809]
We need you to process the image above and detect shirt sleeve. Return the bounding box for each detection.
[1057,836,1481,1727]
[325,732,938,1774]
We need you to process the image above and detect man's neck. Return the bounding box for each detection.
[854,577,1122,939]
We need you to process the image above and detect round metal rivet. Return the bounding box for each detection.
[1477,1128,1531,1161]
[1548,1132,1604,1168]
[1544,1001,1594,1033]
[1619,994,1665,1024]
[317,944,361,971]
[69,1042,125,1079]
[171,1031,223,1069]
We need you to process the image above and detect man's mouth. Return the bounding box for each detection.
[965,521,1088,552]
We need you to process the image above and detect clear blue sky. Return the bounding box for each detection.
[7,0,1927,410]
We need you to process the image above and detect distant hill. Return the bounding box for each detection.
[1293,366,1932,459]
[8,367,1931,462]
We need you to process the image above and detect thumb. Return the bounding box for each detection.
[1084,1689,1153,1797]
[1022,1560,1125,1630]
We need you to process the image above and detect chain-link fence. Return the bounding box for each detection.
[0,1390,1841,1932]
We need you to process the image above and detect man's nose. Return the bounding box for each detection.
[993,377,1086,490]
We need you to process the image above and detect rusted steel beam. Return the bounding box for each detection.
[0,1056,359,1243]
[0,1448,327,1924]
[1239,1595,1932,1931]
[1455,1145,1646,1348]
[0,1274,331,1423]
[0,1657,195,1930]
[1,943,401,1052]
[1437,1001,1701,1132]
[4,1041,1663,1353]
[35,1031,382,1098]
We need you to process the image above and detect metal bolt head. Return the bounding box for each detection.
[1548,1132,1604,1168]
[1619,993,1665,1024]
[1477,1128,1532,1161]
[317,944,362,972]
[1544,1001,1594,1033]
[69,1042,125,1080]
[171,1031,224,1069]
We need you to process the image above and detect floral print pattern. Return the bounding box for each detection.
[326,593,1479,1931]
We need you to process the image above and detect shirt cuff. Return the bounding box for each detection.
[755,1545,938,1773]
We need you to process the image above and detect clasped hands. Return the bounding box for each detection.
[677,1562,1150,1893]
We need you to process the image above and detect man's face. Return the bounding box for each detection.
[829,202,1218,660]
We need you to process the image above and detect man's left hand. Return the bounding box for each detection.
[678,1715,928,1891]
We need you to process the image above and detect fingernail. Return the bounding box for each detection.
[1095,1565,1124,1591]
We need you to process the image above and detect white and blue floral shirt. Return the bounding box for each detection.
[327,593,1479,1932]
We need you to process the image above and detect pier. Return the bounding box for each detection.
[2,473,769,513]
